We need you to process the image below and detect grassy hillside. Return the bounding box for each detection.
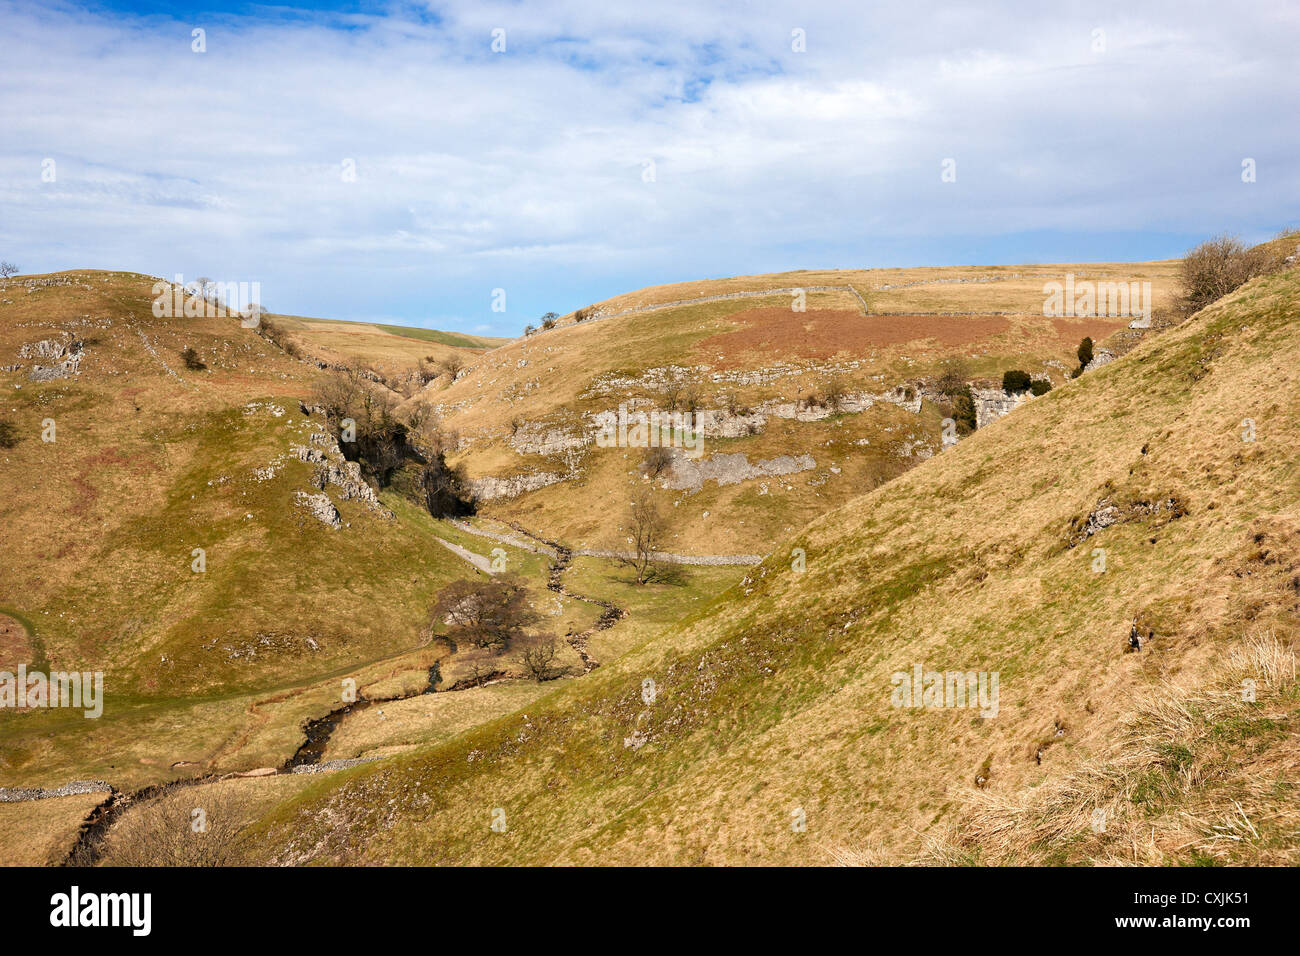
[272,312,505,377]
[245,263,1300,865]
[416,260,1180,555]
[0,272,534,791]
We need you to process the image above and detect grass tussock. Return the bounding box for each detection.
[914,631,1298,866]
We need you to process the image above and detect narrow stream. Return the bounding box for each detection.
[64,524,629,864]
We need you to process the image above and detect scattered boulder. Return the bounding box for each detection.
[294,490,341,528]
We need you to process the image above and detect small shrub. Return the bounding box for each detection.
[0,419,18,448]
[523,324,536,336]
[181,347,206,370]
[642,446,674,479]
[1179,234,1274,315]
[1077,336,1094,369]
[1002,369,1032,393]
[541,315,557,331]
[1030,379,1052,396]
[951,386,976,435]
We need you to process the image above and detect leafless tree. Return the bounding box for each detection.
[823,376,847,412]
[439,354,466,380]
[663,379,684,412]
[1179,235,1273,315]
[0,262,19,279]
[642,446,674,479]
[516,634,567,682]
[429,575,538,649]
[618,491,668,584]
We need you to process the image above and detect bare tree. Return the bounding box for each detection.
[439,354,466,380]
[663,378,684,412]
[682,384,702,414]
[0,262,18,279]
[1179,235,1272,315]
[642,446,674,479]
[822,376,847,412]
[934,357,971,399]
[429,575,538,649]
[618,491,668,584]
[516,634,567,682]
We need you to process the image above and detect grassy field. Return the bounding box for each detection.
[272,312,505,376]
[236,264,1300,865]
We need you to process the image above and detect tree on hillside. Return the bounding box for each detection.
[618,491,668,585]
[0,419,18,448]
[523,324,536,336]
[663,378,685,412]
[429,575,538,649]
[951,385,977,435]
[642,446,674,479]
[1077,336,1094,371]
[181,347,206,370]
[439,354,465,380]
[823,376,847,412]
[88,786,254,867]
[934,357,970,399]
[1178,235,1273,316]
[313,365,408,486]
[0,262,18,278]
[515,633,567,682]
[1002,369,1032,393]
[540,312,559,330]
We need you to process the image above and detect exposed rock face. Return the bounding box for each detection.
[972,386,1030,430]
[1068,496,1186,547]
[509,423,588,456]
[294,490,341,528]
[1084,348,1116,372]
[692,407,766,438]
[471,471,566,500]
[665,452,816,492]
[290,427,391,516]
[19,336,84,381]
[314,459,383,508]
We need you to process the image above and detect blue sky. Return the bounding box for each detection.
[2,0,1296,336]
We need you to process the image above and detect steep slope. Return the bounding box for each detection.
[0,272,504,789]
[250,264,1299,865]
[415,260,1179,555]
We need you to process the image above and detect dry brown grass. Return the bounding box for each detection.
[0,792,108,866]
[241,265,1300,866]
[915,632,1299,866]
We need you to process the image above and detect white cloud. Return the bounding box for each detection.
[0,0,1296,332]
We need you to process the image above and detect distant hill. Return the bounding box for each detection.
[410,259,1182,556]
